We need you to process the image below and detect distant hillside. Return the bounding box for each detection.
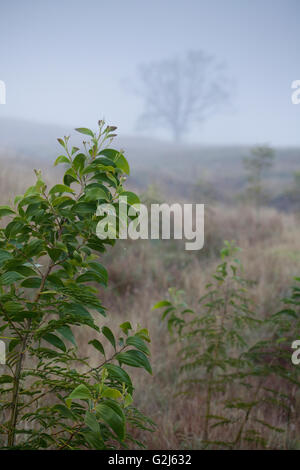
[0,118,299,207]
[0,118,70,159]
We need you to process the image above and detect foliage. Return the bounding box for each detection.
[293,170,300,189]
[0,121,154,449]
[284,170,300,202]
[154,241,300,449]
[243,145,275,212]
[191,175,218,204]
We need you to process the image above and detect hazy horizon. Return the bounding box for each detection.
[0,0,300,146]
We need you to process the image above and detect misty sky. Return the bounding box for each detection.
[0,0,300,145]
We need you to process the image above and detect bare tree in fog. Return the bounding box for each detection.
[133,50,231,141]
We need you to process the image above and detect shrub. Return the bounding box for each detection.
[0,121,154,449]
[154,241,300,449]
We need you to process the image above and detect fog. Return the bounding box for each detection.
[0,0,300,145]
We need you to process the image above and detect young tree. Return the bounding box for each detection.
[0,122,154,449]
[243,145,275,216]
[133,50,230,141]
[192,174,218,204]
[155,242,300,449]
[293,170,300,192]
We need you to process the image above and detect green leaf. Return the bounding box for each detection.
[98,149,130,175]
[43,333,66,352]
[152,300,172,310]
[47,247,65,263]
[0,375,14,384]
[94,157,116,168]
[47,273,64,288]
[64,167,78,182]
[87,262,108,286]
[71,146,79,155]
[52,196,75,208]
[101,387,122,400]
[11,265,38,277]
[102,326,116,350]
[119,322,132,335]
[135,328,151,343]
[24,239,45,258]
[105,364,133,395]
[64,171,78,187]
[72,202,96,216]
[85,411,100,434]
[52,404,76,420]
[0,206,15,217]
[8,338,20,352]
[49,184,75,195]
[14,195,23,205]
[21,277,42,288]
[81,430,104,450]
[0,250,12,265]
[18,195,43,209]
[54,155,70,166]
[116,349,152,374]
[114,153,130,175]
[96,401,125,440]
[3,301,24,313]
[255,419,285,433]
[23,185,40,198]
[273,309,298,319]
[0,271,24,286]
[98,149,119,159]
[76,271,105,284]
[5,220,25,238]
[57,326,76,346]
[85,187,108,202]
[57,138,66,148]
[75,127,94,137]
[124,393,133,408]
[63,303,94,322]
[68,384,93,401]
[88,339,105,356]
[119,191,140,206]
[126,336,150,355]
[73,153,86,172]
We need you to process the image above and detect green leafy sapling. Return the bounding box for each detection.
[154,242,258,446]
[243,145,275,218]
[155,242,300,449]
[0,121,154,449]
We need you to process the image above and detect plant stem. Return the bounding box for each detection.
[7,261,54,446]
[7,332,28,446]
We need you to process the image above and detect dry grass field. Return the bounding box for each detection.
[96,206,300,449]
[0,141,299,449]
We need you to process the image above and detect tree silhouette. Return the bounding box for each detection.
[134,50,230,141]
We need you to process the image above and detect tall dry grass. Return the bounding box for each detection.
[92,205,299,449]
[0,154,299,449]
